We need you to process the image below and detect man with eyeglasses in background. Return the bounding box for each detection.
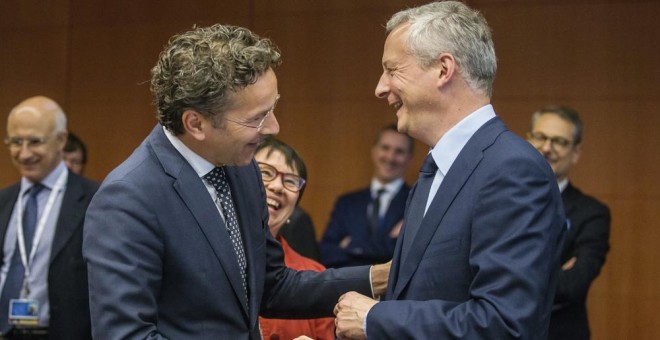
[527,105,611,340]
[0,96,98,339]
[83,24,389,339]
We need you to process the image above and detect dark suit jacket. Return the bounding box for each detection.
[83,125,371,339]
[278,206,320,261]
[0,171,98,340]
[320,184,409,267]
[367,117,565,339]
[549,183,610,340]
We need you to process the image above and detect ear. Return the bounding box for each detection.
[56,130,68,150]
[571,143,582,165]
[436,53,456,88]
[182,110,208,141]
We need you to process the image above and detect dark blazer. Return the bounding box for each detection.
[549,183,610,340]
[83,125,371,339]
[367,117,565,339]
[320,184,409,267]
[278,206,320,261]
[0,171,98,340]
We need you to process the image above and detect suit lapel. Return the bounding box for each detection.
[386,185,414,299]
[392,117,506,299]
[561,183,579,247]
[149,126,250,318]
[382,185,408,231]
[50,173,86,262]
[0,185,20,266]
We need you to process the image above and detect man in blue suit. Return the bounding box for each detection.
[320,124,413,267]
[83,25,387,339]
[334,2,565,339]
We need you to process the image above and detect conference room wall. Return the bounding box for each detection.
[0,1,658,338]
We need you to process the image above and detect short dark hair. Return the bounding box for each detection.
[256,137,308,202]
[375,123,415,154]
[64,132,87,164]
[531,105,583,145]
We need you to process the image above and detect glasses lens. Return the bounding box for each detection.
[258,163,276,181]
[4,137,46,148]
[282,175,304,192]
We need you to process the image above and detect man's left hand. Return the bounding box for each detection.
[334,291,378,340]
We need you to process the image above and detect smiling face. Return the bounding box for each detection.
[372,129,413,184]
[529,113,581,182]
[7,98,67,183]
[194,68,280,167]
[255,148,300,236]
[375,24,442,144]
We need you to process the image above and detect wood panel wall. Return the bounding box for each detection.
[1,1,658,338]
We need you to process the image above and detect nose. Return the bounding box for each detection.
[260,112,280,136]
[375,72,389,99]
[539,139,554,154]
[266,174,285,193]
[16,143,35,160]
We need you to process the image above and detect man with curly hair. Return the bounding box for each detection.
[83,24,388,339]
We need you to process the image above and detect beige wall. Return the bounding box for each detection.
[1,1,658,338]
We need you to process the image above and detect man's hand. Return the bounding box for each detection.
[334,291,378,340]
[389,220,403,238]
[562,256,577,270]
[340,236,352,249]
[370,261,391,297]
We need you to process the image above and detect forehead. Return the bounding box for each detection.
[255,148,297,174]
[533,113,575,137]
[382,24,411,65]
[225,69,278,115]
[7,108,55,136]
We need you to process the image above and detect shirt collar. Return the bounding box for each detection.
[163,126,215,178]
[430,104,496,176]
[20,161,67,195]
[371,177,404,196]
[557,178,569,193]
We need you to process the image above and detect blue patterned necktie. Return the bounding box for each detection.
[0,183,45,332]
[204,168,248,306]
[401,154,437,254]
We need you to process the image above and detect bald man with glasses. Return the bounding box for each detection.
[0,96,98,339]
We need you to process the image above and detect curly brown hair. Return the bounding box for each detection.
[151,24,282,135]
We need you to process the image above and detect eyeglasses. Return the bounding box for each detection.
[527,131,574,151]
[4,136,48,149]
[225,94,280,132]
[258,162,306,193]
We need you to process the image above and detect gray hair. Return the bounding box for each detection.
[531,105,583,145]
[54,107,67,133]
[151,24,282,135]
[386,1,497,97]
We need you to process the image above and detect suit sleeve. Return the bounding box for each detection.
[319,197,352,267]
[366,155,564,339]
[83,180,167,340]
[555,201,610,302]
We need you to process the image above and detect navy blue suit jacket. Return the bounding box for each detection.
[367,117,565,339]
[320,185,409,267]
[0,171,98,340]
[83,126,371,339]
[549,183,610,340]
